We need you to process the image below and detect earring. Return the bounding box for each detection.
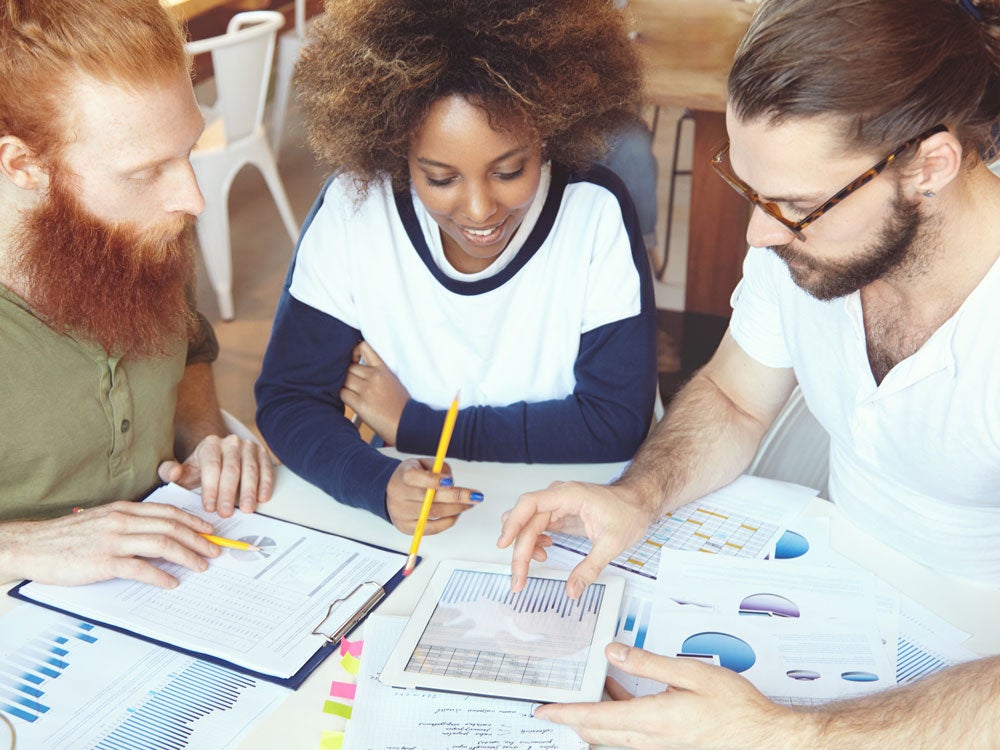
[922,190,936,198]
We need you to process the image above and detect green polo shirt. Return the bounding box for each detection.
[0,285,217,521]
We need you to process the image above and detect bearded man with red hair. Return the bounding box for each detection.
[0,0,273,588]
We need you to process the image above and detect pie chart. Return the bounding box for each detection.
[841,671,879,682]
[739,592,800,618]
[774,530,809,559]
[680,632,756,673]
[787,669,821,681]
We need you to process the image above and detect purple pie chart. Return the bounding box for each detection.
[739,593,800,618]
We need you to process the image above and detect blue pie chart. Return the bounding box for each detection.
[774,530,809,559]
[841,671,879,683]
[680,632,756,673]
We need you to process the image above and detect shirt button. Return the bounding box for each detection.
[121,419,131,434]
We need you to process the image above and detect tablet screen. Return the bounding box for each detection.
[381,561,625,703]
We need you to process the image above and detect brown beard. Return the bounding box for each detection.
[769,190,923,301]
[12,173,197,359]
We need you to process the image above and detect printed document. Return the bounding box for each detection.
[14,484,406,680]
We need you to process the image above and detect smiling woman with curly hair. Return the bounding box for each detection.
[256,0,658,533]
[296,0,644,190]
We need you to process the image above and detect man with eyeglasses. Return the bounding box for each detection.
[497,0,1000,746]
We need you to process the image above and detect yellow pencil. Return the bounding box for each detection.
[403,392,460,576]
[200,533,260,551]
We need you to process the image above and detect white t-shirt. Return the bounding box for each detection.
[289,169,644,411]
[730,246,1000,584]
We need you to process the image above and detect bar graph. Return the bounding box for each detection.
[616,595,652,649]
[896,636,949,685]
[404,570,605,690]
[0,618,94,723]
[92,661,258,749]
[0,606,288,749]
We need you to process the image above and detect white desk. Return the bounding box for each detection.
[234,455,1000,748]
[4,456,999,749]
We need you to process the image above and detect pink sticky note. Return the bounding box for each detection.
[339,638,364,657]
[329,681,357,700]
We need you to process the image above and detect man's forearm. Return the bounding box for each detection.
[173,362,226,459]
[805,656,1000,749]
[618,368,774,517]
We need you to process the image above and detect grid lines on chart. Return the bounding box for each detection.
[404,570,603,690]
[406,644,585,690]
[550,502,780,580]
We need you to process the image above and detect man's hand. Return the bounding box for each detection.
[158,433,274,517]
[386,458,482,534]
[1,502,221,588]
[341,341,409,445]
[535,643,813,749]
[497,481,654,597]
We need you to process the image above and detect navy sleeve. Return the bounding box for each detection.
[254,291,399,520]
[396,313,656,462]
[395,176,658,463]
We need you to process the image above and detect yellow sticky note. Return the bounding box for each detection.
[320,729,344,750]
[340,653,361,675]
[323,700,353,719]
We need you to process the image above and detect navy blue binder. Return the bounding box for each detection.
[9,503,414,690]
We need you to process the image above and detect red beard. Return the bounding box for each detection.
[13,173,197,359]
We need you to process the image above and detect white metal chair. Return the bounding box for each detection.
[187,11,300,320]
[269,0,311,154]
[747,386,830,497]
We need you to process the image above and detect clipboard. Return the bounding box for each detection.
[8,484,413,690]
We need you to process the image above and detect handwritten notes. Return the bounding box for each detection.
[342,615,586,750]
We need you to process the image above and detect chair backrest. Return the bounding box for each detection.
[185,11,285,144]
[747,386,830,497]
[295,0,307,39]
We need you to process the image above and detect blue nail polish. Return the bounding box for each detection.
[470,491,484,503]
[440,477,454,487]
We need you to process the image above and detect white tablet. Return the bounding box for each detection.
[379,560,625,704]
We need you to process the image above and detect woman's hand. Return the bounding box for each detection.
[341,341,410,445]
[386,458,484,534]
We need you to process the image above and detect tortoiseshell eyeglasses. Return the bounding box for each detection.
[710,124,948,240]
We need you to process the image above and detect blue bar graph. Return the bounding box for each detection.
[0,619,96,725]
[93,662,258,750]
[616,596,652,649]
[896,637,948,685]
[0,606,289,749]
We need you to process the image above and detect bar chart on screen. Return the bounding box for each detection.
[405,570,605,690]
[0,605,289,749]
